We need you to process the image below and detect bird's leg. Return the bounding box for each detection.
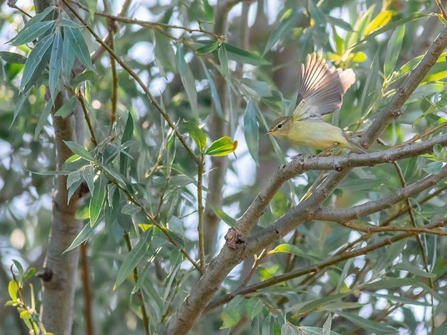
[317,143,339,156]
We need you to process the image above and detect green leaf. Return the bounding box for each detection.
[54,96,77,118]
[119,113,134,175]
[218,44,228,76]
[105,186,120,227]
[269,191,288,218]
[64,26,93,70]
[195,40,221,54]
[223,43,270,66]
[176,46,198,117]
[201,60,224,118]
[20,33,54,91]
[205,136,238,157]
[244,100,259,164]
[182,119,206,151]
[121,203,141,215]
[82,165,95,195]
[208,203,236,227]
[393,262,436,278]
[65,218,101,252]
[49,31,63,102]
[246,297,264,320]
[70,71,95,87]
[8,280,18,301]
[337,311,397,334]
[264,8,305,53]
[11,20,55,46]
[23,268,36,282]
[0,51,27,64]
[220,296,246,329]
[154,31,176,73]
[59,18,82,29]
[114,229,153,289]
[352,13,426,48]
[89,172,107,226]
[34,99,53,139]
[18,6,56,30]
[67,170,83,203]
[384,24,405,78]
[364,10,393,35]
[63,141,94,161]
[422,161,443,174]
[62,32,76,78]
[12,260,25,277]
[10,91,30,128]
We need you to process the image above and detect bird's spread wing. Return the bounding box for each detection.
[292,53,355,121]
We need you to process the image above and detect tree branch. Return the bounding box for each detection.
[166,19,447,335]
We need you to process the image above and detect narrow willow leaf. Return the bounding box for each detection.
[54,96,77,118]
[20,33,54,91]
[218,44,228,76]
[246,297,264,321]
[59,18,82,28]
[325,15,353,32]
[154,31,176,72]
[195,40,220,54]
[8,281,18,301]
[364,10,393,35]
[205,136,237,156]
[183,119,206,151]
[119,113,134,174]
[11,20,55,46]
[105,186,120,227]
[0,51,27,64]
[49,31,63,102]
[62,32,76,78]
[200,60,224,117]
[244,100,259,164]
[352,13,426,48]
[64,26,93,70]
[208,203,236,227]
[220,296,246,329]
[34,99,53,139]
[384,24,405,78]
[82,165,95,195]
[121,203,141,215]
[8,6,55,44]
[63,141,94,161]
[337,311,397,334]
[64,218,101,252]
[10,91,30,128]
[89,173,107,226]
[67,171,83,203]
[114,229,153,289]
[223,43,270,66]
[264,8,305,53]
[176,46,198,117]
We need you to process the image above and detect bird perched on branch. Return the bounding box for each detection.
[268,53,366,154]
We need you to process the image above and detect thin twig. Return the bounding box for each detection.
[62,0,200,165]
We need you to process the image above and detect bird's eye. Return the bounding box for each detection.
[277,124,282,129]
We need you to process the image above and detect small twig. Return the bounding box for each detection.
[123,233,150,335]
[197,154,206,271]
[62,0,200,165]
[76,91,97,145]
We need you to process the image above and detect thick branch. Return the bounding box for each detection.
[167,18,447,335]
[315,165,447,223]
[205,219,447,312]
[40,93,83,334]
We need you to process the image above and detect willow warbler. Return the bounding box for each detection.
[268,53,365,153]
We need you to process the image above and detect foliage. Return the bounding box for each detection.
[1,0,447,334]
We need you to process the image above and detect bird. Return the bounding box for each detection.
[268,53,366,154]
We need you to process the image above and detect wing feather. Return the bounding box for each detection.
[293,53,355,121]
